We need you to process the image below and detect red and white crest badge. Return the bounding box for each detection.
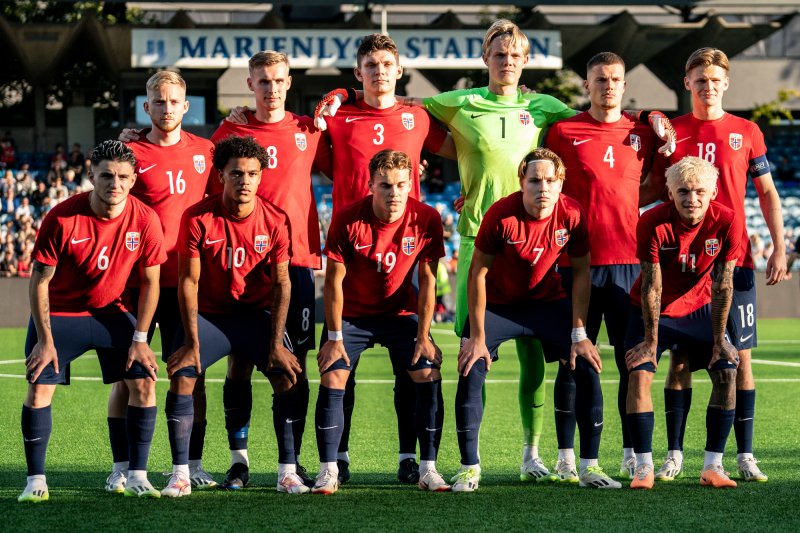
[519,111,531,126]
[729,133,743,151]
[295,133,307,151]
[629,134,642,152]
[705,238,720,256]
[193,155,206,174]
[555,229,569,247]
[402,236,416,256]
[254,234,270,253]
[125,231,140,251]
[401,113,415,130]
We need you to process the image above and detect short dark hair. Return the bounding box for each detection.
[586,51,625,75]
[357,33,400,66]
[90,140,136,168]
[368,149,411,179]
[212,135,269,171]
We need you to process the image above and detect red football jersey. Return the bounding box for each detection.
[179,195,290,314]
[209,111,323,269]
[316,100,447,213]
[127,131,213,286]
[654,113,768,269]
[546,112,654,266]
[324,196,445,317]
[631,201,740,317]
[33,192,166,315]
[475,192,590,304]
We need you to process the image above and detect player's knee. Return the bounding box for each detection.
[709,368,737,410]
[125,377,156,407]
[321,369,349,390]
[227,356,255,380]
[25,383,56,409]
[193,374,207,395]
[269,374,295,395]
[628,369,653,394]
[408,367,440,383]
[169,375,196,396]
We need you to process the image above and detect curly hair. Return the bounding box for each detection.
[212,136,269,171]
[90,140,136,168]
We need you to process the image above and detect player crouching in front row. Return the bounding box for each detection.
[161,135,306,497]
[625,156,740,489]
[313,149,448,494]
[455,148,620,492]
[19,141,166,502]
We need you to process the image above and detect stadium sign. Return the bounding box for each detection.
[131,29,562,69]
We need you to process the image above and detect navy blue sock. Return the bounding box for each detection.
[165,392,194,466]
[614,345,632,448]
[415,380,441,461]
[664,389,685,451]
[734,389,755,454]
[435,383,444,451]
[628,412,655,454]
[273,386,305,464]
[395,371,418,455]
[338,374,356,455]
[293,379,310,459]
[22,405,51,476]
[573,359,603,460]
[127,405,157,471]
[455,359,487,465]
[223,378,252,451]
[706,408,735,453]
[188,420,207,462]
[680,388,693,450]
[315,386,345,463]
[107,416,128,463]
[554,363,576,449]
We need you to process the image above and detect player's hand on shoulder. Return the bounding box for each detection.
[457,337,491,376]
[129,339,159,381]
[625,340,657,371]
[313,88,348,131]
[317,339,349,373]
[412,336,442,367]
[225,106,252,125]
[26,339,58,382]
[167,344,199,379]
[118,128,143,142]
[268,345,302,384]
[570,339,601,373]
[709,339,739,369]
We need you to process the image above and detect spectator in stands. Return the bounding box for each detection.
[442,212,455,242]
[14,197,32,221]
[15,166,35,197]
[63,169,78,193]
[447,248,458,275]
[51,187,68,207]
[0,246,17,277]
[30,181,48,210]
[39,196,53,217]
[51,143,67,173]
[1,170,14,195]
[15,216,35,249]
[48,176,68,200]
[16,246,31,278]
[0,138,15,169]
[2,187,16,216]
[67,143,84,175]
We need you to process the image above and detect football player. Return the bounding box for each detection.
[646,47,790,482]
[626,156,740,489]
[106,70,216,493]
[311,149,448,495]
[161,135,305,497]
[454,147,619,491]
[19,140,166,502]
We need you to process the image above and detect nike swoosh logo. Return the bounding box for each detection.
[298,336,310,345]
[456,428,472,433]
[737,417,753,422]
[138,163,157,173]
[355,244,371,250]
[676,137,691,144]
[470,113,487,119]
[205,238,225,245]
[660,246,679,251]
[317,425,339,430]
[507,239,525,245]
[572,139,590,145]
[166,418,181,423]
[593,421,603,427]
[425,427,441,432]
[739,333,754,343]
[533,403,544,409]
[71,237,91,244]
[23,437,41,442]
[286,418,303,424]
[345,117,364,123]
[554,408,572,413]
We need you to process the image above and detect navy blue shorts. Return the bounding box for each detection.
[171,310,295,379]
[624,305,736,372]
[560,264,639,347]
[462,299,572,363]
[320,314,436,374]
[286,266,316,354]
[24,313,152,385]
[128,286,180,363]
[727,267,757,350]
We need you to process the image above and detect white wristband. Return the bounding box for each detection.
[571,327,588,343]
[327,330,343,341]
[132,330,148,343]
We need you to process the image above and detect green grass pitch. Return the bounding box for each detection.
[0,319,799,531]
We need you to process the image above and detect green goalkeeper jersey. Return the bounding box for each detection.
[424,87,575,237]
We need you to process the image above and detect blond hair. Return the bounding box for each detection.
[369,149,411,179]
[685,47,730,73]
[518,148,566,181]
[146,70,186,95]
[666,156,719,190]
[482,19,530,57]
[249,51,290,71]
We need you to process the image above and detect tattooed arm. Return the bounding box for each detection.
[709,259,738,369]
[625,261,662,370]
[267,260,301,383]
[26,260,57,382]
